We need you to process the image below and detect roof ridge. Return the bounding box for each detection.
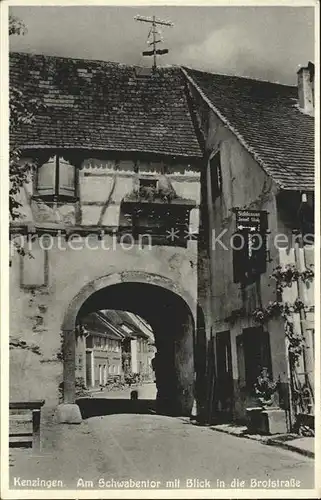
[9,50,178,72]
[183,65,296,89]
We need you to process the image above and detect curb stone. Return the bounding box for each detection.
[209,425,314,459]
[265,438,314,458]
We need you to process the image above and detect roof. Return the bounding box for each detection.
[10,52,314,191]
[9,52,202,159]
[81,312,123,340]
[184,67,315,191]
[101,310,150,340]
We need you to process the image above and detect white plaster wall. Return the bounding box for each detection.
[10,155,201,407]
[10,235,198,405]
[204,108,288,410]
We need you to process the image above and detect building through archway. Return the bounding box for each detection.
[63,280,196,417]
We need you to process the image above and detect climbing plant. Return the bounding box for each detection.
[270,263,314,295]
[9,15,44,223]
[252,264,314,366]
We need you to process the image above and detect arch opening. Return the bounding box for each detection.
[63,280,196,417]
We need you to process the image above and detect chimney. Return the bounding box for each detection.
[297,61,315,115]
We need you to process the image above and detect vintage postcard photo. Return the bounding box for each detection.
[0,0,319,498]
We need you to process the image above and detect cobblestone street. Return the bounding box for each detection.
[9,408,314,491]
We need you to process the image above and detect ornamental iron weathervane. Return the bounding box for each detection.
[134,15,174,71]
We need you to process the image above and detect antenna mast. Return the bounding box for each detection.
[134,14,174,71]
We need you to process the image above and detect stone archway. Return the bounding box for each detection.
[59,271,198,421]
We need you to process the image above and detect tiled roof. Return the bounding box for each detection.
[101,310,149,340]
[184,68,315,191]
[82,312,123,340]
[9,52,202,159]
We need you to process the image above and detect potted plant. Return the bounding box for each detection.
[253,367,277,408]
[246,368,286,435]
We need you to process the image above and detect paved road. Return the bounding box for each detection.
[9,412,314,492]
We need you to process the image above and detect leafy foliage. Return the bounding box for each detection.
[270,264,314,294]
[254,367,277,407]
[253,264,314,366]
[9,15,27,36]
[9,15,43,221]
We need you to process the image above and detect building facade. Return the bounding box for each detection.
[75,312,123,388]
[9,51,314,430]
[9,52,204,421]
[185,63,315,428]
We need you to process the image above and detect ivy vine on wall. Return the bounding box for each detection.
[252,263,314,366]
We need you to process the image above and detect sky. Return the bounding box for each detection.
[9,5,315,85]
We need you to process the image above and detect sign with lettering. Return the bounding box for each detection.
[235,210,268,232]
[233,210,268,283]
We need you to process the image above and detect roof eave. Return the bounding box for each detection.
[17,144,203,160]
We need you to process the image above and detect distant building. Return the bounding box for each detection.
[76,312,123,387]
[101,310,156,382]
[75,309,156,388]
[125,312,156,381]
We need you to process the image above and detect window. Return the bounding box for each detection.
[210,151,222,200]
[241,327,272,391]
[36,155,77,200]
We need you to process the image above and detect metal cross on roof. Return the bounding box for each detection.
[134,15,174,71]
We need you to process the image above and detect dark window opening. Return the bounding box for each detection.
[210,151,222,200]
[276,191,314,245]
[241,327,272,391]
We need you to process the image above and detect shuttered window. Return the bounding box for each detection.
[37,157,56,197]
[59,158,76,197]
[36,155,76,199]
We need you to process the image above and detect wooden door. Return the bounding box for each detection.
[216,330,233,419]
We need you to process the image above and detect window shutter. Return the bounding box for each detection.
[37,156,56,196]
[233,230,249,283]
[249,232,267,276]
[236,335,246,388]
[59,158,75,197]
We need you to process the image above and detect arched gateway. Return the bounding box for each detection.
[60,271,197,420]
[9,51,206,425]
